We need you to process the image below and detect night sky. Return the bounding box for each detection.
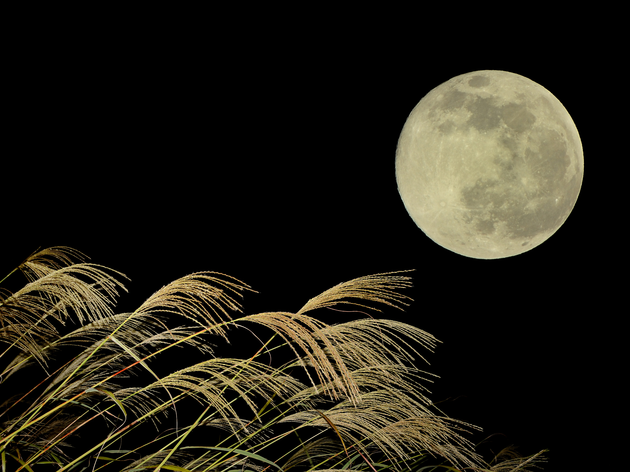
[5,9,613,471]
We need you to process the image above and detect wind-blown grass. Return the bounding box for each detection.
[0,246,546,471]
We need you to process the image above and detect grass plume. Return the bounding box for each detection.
[0,246,546,471]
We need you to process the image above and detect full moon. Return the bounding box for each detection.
[395,70,583,259]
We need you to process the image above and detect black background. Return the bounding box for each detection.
[3,6,619,471]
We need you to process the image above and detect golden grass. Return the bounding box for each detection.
[0,247,546,471]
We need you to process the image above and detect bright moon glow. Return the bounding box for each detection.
[396,70,583,259]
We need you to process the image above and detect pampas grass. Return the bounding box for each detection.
[0,246,546,471]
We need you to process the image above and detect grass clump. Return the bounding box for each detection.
[0,246,546,471]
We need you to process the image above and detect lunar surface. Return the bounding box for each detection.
[395,70,583,259]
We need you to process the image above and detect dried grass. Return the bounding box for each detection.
[0,247,546,471]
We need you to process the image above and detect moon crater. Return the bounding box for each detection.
[396,70,583,259]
